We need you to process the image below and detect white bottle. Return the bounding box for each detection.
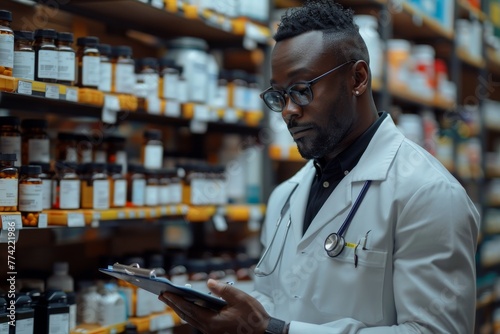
[98,283,126,326]
[46,262,74,292]
[354,15,383,81]
[78,285,102,324]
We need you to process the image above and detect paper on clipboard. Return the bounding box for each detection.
[99,263,227,312]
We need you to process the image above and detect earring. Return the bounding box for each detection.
[355,90,360,96]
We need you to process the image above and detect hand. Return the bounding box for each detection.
[159,278,270,334]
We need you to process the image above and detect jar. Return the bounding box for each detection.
[165,37,208,103]
[387,39,411,86]
[135,57,159,111]
[158,169,169,206]
[76,36,100,89]
[57,132,78,162]
[97,44,112,92]
[141,129,163,169]
[94,137,107,163]
[21,118,50,165]
[168,167,183,205]
[353,15,382,81]
[410,44,435,98]
[80,163,110,210]
[74,133,93,164]
[180,164,205,205]
[176,65,189,103]
[206,52,219,106]
[159,58,179,100]
[13,30,35,81]
[52,161,81,210]
[126,164,146,207]
[106,135,127,174]
[30,162,53,210]
[213,69,230,109]
[34,29,58,82]
[0,116,21,167]
[0,153,18,212]
[228,70,248,110]
[111,45,135,94]
[107,164,126,208]
[145,169,159,207]
[56,32,76,86]
[19,165,43,227]
[0,10,14,77]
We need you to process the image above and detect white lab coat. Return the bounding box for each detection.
[252,115,480,334]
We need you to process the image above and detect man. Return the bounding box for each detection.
[160,1,480,333]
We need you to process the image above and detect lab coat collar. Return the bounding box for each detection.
[285,114,405,246]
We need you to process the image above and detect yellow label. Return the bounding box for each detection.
[491,2,500,26]
[31,81,46,93]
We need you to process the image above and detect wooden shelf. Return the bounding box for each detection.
[457,47,486,69]
[458,0,488,22]
[389,84,455,111]
[486,48,500,77]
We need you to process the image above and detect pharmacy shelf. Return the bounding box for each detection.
[0,92,263,136]
[457,47,486,69]
[486,48,500,77]
[389,84,456,111]
[33,0,271,46]
[457,0,489,22]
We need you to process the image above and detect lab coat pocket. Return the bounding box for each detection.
[311,246,388,324]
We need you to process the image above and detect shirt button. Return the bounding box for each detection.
[323,181,329,188]
[344,170,349,176]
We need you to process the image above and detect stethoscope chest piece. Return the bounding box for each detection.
[324,232,345,257]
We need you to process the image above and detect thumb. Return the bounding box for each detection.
[207,279,243,304]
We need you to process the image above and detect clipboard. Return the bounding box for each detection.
[99,263,227,312]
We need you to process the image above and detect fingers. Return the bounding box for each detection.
[159,293,205,329]
[207,279,248,304]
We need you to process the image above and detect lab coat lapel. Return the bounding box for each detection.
[289,162,316,245]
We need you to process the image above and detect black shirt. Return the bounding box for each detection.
[302,112,388,235]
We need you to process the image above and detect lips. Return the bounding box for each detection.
[289,125,314,139]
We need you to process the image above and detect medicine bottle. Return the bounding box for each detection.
[77,284,101,325]
[111,45,135,94]
[30,162,53,210]
[52,161,81,210]
[13,30,35,81]
[32,290,70,334]
[19,165,43,227]
[168,167,183,205]
[56,132,78,162]
[97,44,112,92]
[94,137,107,163]
[74,133,93,164]
[136,57,159,111]
[159,58,179,100]
[145,169,159,207]
[107,164,126,208]
[158,169,169,206]
[11,294,35,334]
[76,36,100,89]
[46,262,74,292]
[0,10,14,77]
[21,118,50,165]
[126,164,146,207]
[34,29,58,82]
[106,135,127,174]
[81,162,110,210]
[141,129,163,169]
[98,284,126,325]
[56,32,76,86]
[176,64,189,103]
[0,116,22,167]
[213,70,230,109]
[228,70,248,110]
[0,153,18,212]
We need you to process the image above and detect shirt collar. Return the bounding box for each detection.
[313,112,388,179]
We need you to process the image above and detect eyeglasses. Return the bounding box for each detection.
[260,60,356,113]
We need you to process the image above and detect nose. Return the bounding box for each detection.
[281,96,302,121]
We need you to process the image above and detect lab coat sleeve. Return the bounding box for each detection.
[249,289,275,315]
[286,180,479,334]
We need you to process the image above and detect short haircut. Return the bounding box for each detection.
[274,0,369,65]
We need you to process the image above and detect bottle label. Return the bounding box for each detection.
[144,145,163,169]
[113,179,127,207]
[28,138,50,163]
[115,151,127,174]
[19,183,43,212]
[0,178,18,206]
[164,73,178,99]
[69,303,77,330]
[58,51,76,81]
[132,179,146,206]
[59,179,81,209]
[82,55,100,86]
[13,51,35,81]
[137,72,159,96]
[189,61,208,102]
[66,147,78,163]
[93,179,110,209]
[234,86,247,110]
[94,150,107,163]
[159,185,169,205]
[0,136,21,166]
[49,313,69,334]
[191,178,206,205]
[0,34,14,68]
[145,185,158,206]
[12,318,34,334]
[115,63,135,94]
[169,183,182,204]
[42,179,52,209]
[37,50,58,79]
[99,62,112,92]
[80,148,93,163]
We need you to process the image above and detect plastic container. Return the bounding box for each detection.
[410,44,435,98]
[80,162,110,210]
[0,153,18,212]
[98,283,126,326]
[387,39,411,86]
[56,32,76,86]
[19,165,43,227]
[21,118,50,165]
[52,161,81,210]
[165,37,209,103]
[0,116,21,167]
[111,45,135,94]
[13,30,35,81]
[108,164,127,208]
[34,29,58,82]
[77,284,101,324]
[0,10,14,77]
[77,36,100,89]
[97,44,112,92]
[159,58,179,100]
[46,262,74,292]
[354,15,383,81]
[141,129,163,169]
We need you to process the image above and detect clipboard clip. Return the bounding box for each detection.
[111,262,157,279]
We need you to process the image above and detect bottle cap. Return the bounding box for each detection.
[0,10,13,22]
[77,36,99,47]
[135,57,159,71]
[34,29,57,40]
[20,165,42,175]
[144,129,162,141]
[127,164,145,174]
[57,32,74,43]
[107,163,123,174]
[29,162,51,174]
[97,44,112,56]
[0,153,17,162]
[14,30,34,41]
[53,262,69,275]
[21,118,48,129]
[111,45,133,58]
[57,132,76,141]
[0,116,20,126]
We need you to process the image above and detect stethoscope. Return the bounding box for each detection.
[254,180,372,277]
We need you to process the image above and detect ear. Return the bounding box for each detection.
[352,60,369,96]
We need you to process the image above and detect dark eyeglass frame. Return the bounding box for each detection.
[260,60,356,113]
